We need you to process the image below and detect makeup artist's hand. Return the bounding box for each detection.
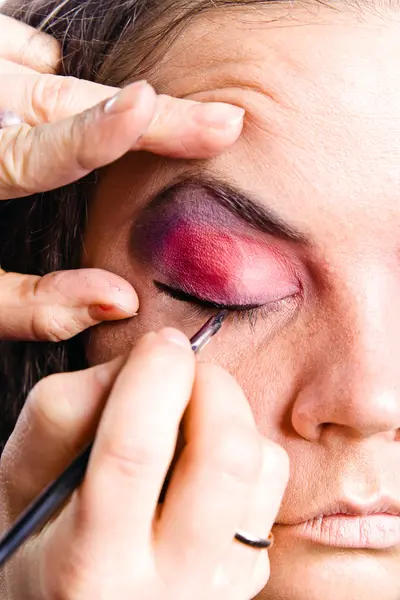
[0,328,289,600]
[0,12,244,341]
[0,13,244,201]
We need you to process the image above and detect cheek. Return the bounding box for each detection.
[152,221,299,305]
[219,334,301,435]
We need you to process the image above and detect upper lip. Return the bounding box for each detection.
[281,495,400,526]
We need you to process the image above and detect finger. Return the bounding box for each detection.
[0,268,138,341]
[1,356,126,516]
[155,363,263,582]
[0,73,118,124]
[0,80,157,199]
[0,110,22,128]
[0,14,60,74]
[81,328,196,557]
[220,439,289,598]
[0,57,37,75]
[136,93,245,159]
[0,74,244,158]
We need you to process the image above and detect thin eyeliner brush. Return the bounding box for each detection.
[0,310,228,568]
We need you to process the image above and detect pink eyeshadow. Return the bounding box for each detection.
[155,220,299,306]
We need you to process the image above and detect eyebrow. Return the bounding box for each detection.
[145,172,308,244]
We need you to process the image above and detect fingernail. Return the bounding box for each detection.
[96,304,115,313]
[90,302,138,320]
[104,80,148,115]
[159,327,190,348]
[192,102,245,129]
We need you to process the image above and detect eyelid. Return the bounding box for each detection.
[138,175,305,243]
[154,280,300,313]
[154,281,262,311]
[134,178,304,309]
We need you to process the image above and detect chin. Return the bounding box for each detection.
[258,538,400,600]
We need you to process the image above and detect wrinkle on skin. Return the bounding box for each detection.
[152,11,400,228]
[83,5,400,600]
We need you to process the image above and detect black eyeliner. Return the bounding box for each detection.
[154,281,261,312]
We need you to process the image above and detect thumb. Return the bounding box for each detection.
[0,80,156,199]
[0,268,138,341]
[1,356,126,517]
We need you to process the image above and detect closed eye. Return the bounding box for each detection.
[153,279,300,331]
[154,281,261,311]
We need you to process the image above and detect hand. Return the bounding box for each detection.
[0,14,245,342]
[0,13,244,200]
[0,327,289,600]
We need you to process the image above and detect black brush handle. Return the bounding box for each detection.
[0,310,229,569]
[0,443,92,566]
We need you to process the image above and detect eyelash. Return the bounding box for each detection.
[154,281,284,329]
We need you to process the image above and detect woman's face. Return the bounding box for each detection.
[82,5,400,599]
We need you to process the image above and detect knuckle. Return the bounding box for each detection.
[32,270,72,300]
[22,273,80,341]
[261,439,290,481]
[26,372,73,432]
[37,269,65,290]
[211,424,263,485]
[46,304,79,341]
[102,435,166,480]
[0,124,34,195]
[44,552,100,600]
[31,304,77,342]
[26,373,59,411]
[31,74,79,122]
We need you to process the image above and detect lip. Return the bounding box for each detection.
[280,496,400,549]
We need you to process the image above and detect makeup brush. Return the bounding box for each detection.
[0,310,229,567]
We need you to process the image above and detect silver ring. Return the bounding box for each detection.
[234,530,274,550]
[0,110,22,129]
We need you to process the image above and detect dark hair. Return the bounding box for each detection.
[0,0,283,450]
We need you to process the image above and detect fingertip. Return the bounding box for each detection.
[185,101,245,157]
[126,327,196,379]
[25,31,61,74]
[191,102,245,130]
[103,80,155,116]
[135,94,245,159]
[194,114,244,158]
[48,268,140,315]
[99,285,139,317]
[158,327,191,349]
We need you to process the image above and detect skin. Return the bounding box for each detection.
[1,14,289,600]
[83,4,400,600]
[0,12,245,340]
[132,179,301,306]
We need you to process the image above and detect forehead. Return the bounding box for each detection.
[145,6,400,248]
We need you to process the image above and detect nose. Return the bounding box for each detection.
[291,268,400,442]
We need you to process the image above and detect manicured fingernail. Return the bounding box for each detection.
[89,303,138,320]
[104,80,148,115]
[192,102,245,129]
[97,304,115,313]
[159,327,190,348]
